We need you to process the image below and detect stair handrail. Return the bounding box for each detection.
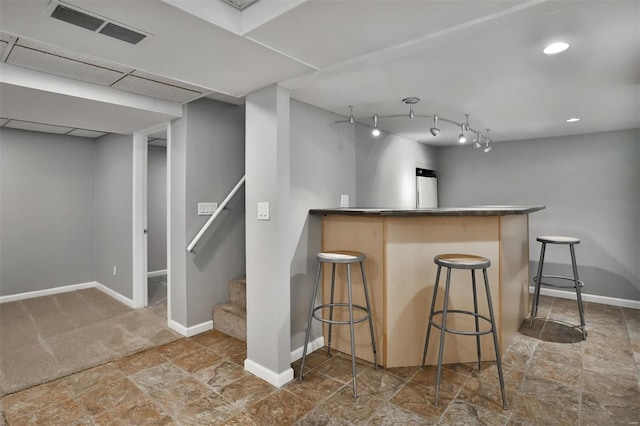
[187,174,245,252]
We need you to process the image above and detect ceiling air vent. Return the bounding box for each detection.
[50,4,104,31]
[99,23,146,45]
[220,0,260,11]
[46,1,150,45]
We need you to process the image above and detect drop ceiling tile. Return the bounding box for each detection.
[0,41,7,59]
[67,128,107,138]
[16,37,134,74]
[132,69,206,94]
[5,119,73,134]
[0,32,11,42]
[7,45,125,86]
[112,74,200,103]
[0,117,9,127]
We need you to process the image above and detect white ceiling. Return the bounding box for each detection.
[0,0,638,144]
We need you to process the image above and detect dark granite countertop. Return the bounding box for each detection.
[309,205,545,217]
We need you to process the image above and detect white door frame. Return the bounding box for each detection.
[132,122,171,320]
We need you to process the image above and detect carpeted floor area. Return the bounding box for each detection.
[0,286,180,397]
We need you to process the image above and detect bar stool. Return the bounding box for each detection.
[421,254,507,410]
[300,250,378,398]
[529,236,587,339]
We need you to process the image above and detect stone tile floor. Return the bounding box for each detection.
[1,295,639,425]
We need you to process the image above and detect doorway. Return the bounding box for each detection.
[146,130,168,318]
[132,122,171,324]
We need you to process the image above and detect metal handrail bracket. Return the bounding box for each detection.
[186,174,245,252]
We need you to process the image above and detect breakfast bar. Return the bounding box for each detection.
[309,205,545,368]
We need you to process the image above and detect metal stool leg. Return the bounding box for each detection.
[346,263,358,398]
[434,267,451,407]
[570,244,587,340]
[327,263,337,356]
[483,268,508,410]
[422,265,442,368]
[300,261,322,381]
[360,261,379,369]
[529,242,547,328]
[471,269,482,369]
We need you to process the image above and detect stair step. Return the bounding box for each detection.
[229,277,246,308]
[213,302,246,342]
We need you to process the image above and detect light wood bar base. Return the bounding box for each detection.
[314,208,541,368]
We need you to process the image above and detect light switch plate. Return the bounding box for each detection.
[257,202,270,220]
[340,194,349,207]
[198,202,218,216]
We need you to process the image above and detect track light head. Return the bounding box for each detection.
[473,132,482,148]
[483,128,491,152]
[430,114,440,136]
[458,124,466,143]
[372,114,380,137]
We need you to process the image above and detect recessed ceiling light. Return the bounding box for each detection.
[543,42,570,55]
[566,117,580,123]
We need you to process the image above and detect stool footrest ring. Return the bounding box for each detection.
[533,275,584,289]
[312,303,371,325]
[429,310,495,336]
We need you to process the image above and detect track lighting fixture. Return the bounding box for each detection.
[430,114,440,136]
[371,114,381,137]
[339,98,492,151]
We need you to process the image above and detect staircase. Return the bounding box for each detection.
[212,276,246,341]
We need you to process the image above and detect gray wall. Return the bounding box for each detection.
[246,85,291,376]
[147,145,167,273]
[356,124,437,208]
[289,99,356,351]
[170,114,188,326]
[0,128,95,296]
[94,133,134,298]
[436,129,640,301]
[185,98,246,326]
[169,98,246,328]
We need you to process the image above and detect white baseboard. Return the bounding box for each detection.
[244,358,294,388]
[290,336,325,363]
[167,319,213,337]
[0,281,141,311]
[95,282,135,308]
[529,286,640,310]
[147,269,168,278]
[0,281,96,304]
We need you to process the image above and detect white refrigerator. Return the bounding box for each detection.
[416,168,438,208]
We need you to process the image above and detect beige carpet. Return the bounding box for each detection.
[0,287,180,397]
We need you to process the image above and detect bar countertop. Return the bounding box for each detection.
[309,205,545,217]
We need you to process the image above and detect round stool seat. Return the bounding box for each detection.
[317,250,365,263]
[537,236,580,245]
[434,254,490,270]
